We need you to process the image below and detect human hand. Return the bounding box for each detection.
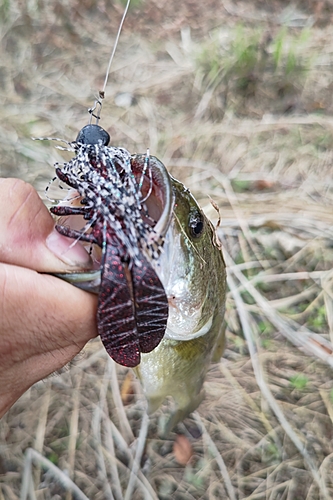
[0,178,98,417]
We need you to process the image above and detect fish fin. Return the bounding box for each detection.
[211,321,226,363]
[51,270,101,294]
[164,390,205,435]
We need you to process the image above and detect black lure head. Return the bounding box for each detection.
[76,124,110,146]
[51,125,171,368]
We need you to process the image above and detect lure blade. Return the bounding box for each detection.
[97,243,168,366]
[132,256,169,353]
[98,244,140,368]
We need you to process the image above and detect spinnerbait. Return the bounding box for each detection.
[47,123,169,368]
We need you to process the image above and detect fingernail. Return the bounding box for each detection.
[46,229,92,266]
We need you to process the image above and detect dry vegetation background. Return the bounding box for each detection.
[2,0,333,498]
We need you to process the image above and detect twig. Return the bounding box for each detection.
[66,372,82,500]
[108,359,134,442]
[124,411,150,500]
[92,393,115,499]
[193,412,237,500]
[225,249,330,499]
[101,364,123,500]
[21,449,89,500]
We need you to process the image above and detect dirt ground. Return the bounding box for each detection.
[1,0,333,499]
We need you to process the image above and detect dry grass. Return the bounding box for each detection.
[2,0,333,498]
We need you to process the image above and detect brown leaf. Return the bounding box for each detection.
[120,372,135,404]
[173,434,193,465]
[254,179,275,191]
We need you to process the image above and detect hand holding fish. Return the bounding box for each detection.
[0,0,227,430]
[0,178,98,417]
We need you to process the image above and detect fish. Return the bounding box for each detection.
[132,156,227,431]
[49,123,227,429]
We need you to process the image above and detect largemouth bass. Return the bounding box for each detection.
[49,124,226,427]
[132,156,227,429]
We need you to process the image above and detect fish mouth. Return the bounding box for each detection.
[131,154,173,251]
[52,153,174,291]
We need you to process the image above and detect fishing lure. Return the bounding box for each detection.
[37,0,171,368]
[47,124,169,368]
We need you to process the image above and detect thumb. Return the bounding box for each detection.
[0,178,92,272]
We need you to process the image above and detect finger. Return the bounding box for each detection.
[0,178,92,272]
[0,262,98,414]
[0,263,98,364]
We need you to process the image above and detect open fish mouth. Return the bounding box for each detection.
[131,155,174,257]
[50,146,174,367]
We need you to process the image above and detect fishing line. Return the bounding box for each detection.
[89,0,132,124]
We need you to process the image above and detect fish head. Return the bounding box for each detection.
[131,154,226,343]
[157,176,226,341]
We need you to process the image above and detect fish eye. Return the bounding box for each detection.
[188,210,205,238]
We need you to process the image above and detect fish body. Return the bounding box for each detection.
[133,162,226,429]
